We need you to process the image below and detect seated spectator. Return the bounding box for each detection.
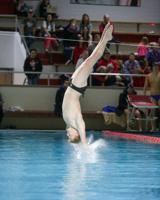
[41,13,59,64]
[63,19,80,62]
[54,76,69,117]
[93,50,119,86]
[116,85,143,131]
[23,49,43,85]
[104,63,124,86]
[137,36,149,58]
[146,42,160,67]
[99,14,119,49]
[39,0,57,18]
[65,36,87,66]
[22,8,37,48]
[15,0,30,17]
[63,19,79,48]
[79,13,92,44]
[117,59,124,73]
[72,36,87,65]
[0,93,4,127]
[123,53,143,85]
[43,16,58,51]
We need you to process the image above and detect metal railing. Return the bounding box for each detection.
[0,69,148,86]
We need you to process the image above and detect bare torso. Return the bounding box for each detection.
[62,87,82,129]
[148,72,160,95]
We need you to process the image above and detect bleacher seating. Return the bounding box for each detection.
[0,14,159,87]
[112,32,159,43]
[38,52,66,65]
[0,0,15,15]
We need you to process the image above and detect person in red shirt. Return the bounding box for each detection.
[137,36,149,57]
[99,14,119,50]
[65,36,87,66]
[73,37,86,65]
[99,14,114,35]
[93,50,119,86]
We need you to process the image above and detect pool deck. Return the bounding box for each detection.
[1,110,113,130]
[1,111,159,138]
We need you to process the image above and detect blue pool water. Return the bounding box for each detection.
[0,130,160,200]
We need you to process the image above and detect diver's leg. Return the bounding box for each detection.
[71,23,113,87]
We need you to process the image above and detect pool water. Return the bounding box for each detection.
[0,130,160,200]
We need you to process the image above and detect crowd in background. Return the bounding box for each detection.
[16,1,160,87]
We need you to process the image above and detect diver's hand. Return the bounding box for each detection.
[80,143,90,151]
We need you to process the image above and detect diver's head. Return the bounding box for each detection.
[67,127,80,143]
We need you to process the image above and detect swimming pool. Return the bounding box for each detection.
[0,130,160,200]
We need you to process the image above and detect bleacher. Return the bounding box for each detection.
[0,1,160,87]
[0,0,15,15]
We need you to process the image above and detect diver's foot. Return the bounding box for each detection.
[105,24,113,42]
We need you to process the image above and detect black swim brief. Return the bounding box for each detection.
[69,81,87,95]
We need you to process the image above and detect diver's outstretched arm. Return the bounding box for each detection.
[77,118,87,145]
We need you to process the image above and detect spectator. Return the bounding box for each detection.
[116,85,143,131]
[63,19,80,63]
[65,36,87,66]
[99,14,114,35]
[137,36,149,58]
[137,36,149,79]
[22,8,37,48]
[104,63,124,86]
[15,0,30,17]
[72,36,87,65]
[123,53,143,85]
[23,49,43,85]
[39,0,57,18]
[79,13,92,44]
[99,14,119,49]
[54,77,69,117]
[39,0,50,18]
[63,19,79,48]
[146,42,160,67]
[42,13,59,53]
[0,93,4,127]
[144,62,160,131]
[93,50,119,86]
